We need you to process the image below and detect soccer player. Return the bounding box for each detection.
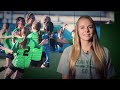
[28,21,46,67]
[0,27,48,79]
[25,13,35,33]
[0,23,14,72]
[12,17,25,44]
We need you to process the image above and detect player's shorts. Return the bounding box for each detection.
[9,63,24,73]
[30,60,40,67]
[31,52,46,67]
[41,52,46,58]
[6,53,14,60]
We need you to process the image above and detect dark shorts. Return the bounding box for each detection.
[6,53,14,60]
[9,63,24,73]
[41,52,46,58]
[31,60,40,67]
[31,52,46,67]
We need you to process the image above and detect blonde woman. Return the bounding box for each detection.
[57,16,115,79]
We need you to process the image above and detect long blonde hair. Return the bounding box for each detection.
[69,16,106,79]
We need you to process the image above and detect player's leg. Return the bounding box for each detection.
[39,52,46,67]
[4,63,16,79]
[0,53,14,72]
[13,68,24,79]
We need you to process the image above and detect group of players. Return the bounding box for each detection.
[0,13,74,79]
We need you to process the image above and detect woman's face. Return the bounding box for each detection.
[18,21,25,29]
[43,16,50,25]
[28,15,35,25]
[2,24,9,31]
[77,18,94,41]
[43,24,47,32]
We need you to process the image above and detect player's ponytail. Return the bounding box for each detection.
[32,21,42,43]
[19,27,29,49]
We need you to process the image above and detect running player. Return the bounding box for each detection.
[27,21,46,67]
[12,17,25,44]
[0,23,14,72]
[0,27,48,79]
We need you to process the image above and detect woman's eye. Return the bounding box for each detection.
[89,26,93,29]
[80,27,84,29]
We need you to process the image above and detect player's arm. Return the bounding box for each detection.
[58,24,68,32]
[12,27,19,33]
[0,45,13,54]
[0,41,19,54]
[56,38,69,44]
[13,32,22,38]
[39,39,48,46]
[32,38,48,48]
[11,31,22,44]
[3,35,12,39]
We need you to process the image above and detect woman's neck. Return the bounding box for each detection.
[32,29,37,33]
[18,26,21,30]
[81,40,92,53]
[27,22,32,26]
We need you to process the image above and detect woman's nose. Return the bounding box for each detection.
[84,27,89,32]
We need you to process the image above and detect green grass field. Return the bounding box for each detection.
[0,52,62,79]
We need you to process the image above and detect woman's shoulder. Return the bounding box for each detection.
[103,46,110,54]
[103,46,111,59]
[64,45,73,52]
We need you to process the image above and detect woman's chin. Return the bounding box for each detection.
[82,37,91,41]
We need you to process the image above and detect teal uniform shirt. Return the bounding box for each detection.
[67,38,73,45]
[13,27,19,32]
[27,32,43,61]
[53,25,62,33]
[12,27,21,43]
[2,32,13,54]
[11,38,42,69]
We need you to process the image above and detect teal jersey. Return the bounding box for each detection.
[53,25,62,33]
[11,38,42,69]
[41,31,45,35]
[28,32,39,43]
[67,38,73,45]
[2,32,13,54]
[25,24,29,27]
[32,46,43,61]
[13,27,19,32]
[28,32,43,61]
[12,27,22,43]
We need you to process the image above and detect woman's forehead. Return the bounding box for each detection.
[78,18,93,25]
[79,18,92,22]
